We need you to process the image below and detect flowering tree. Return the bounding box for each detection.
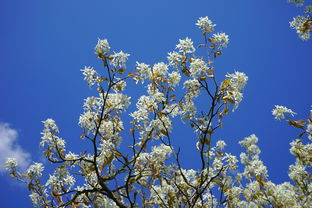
[288,0,312,40]
[4,16,312,208]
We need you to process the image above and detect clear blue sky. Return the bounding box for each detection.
[0,0,311,207]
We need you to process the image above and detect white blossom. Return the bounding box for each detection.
[147,84,165,102]
[81,66,98,87]
[113,79,127,92]
[29,192,41,207]
[212,32,229,49]
[272,105,296,120]
[225,71,248,92]
[216,140,226,150]
[196,16,216,31]
[290,15,311,41]
[176,37,195,54]
[135,62,151,83]
[168,71,181,86]
[29,190,47,208]
[95,38,110,54]
[46,166,75,191]
[27,162,44,178]
[111,51,130,68]
[167,51,182,67]
[4,157,18,171]
[189,58,208,78]
[223,71,248,110]
[151,62,168,80]
[183,79,200,97]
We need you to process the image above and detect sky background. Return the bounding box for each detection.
[0,0,311,207]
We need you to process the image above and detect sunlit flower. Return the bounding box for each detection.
[272,105,296,120]
[176,37,195,54]
[111,51,130,68]
[95,38,110,54]
[212,32,229,49]
[4,158,18,171]
[27,162,44,178]
[196,16,216,31]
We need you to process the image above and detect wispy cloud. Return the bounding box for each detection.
[0,123,31,172]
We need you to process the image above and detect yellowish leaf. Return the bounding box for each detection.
[214,51,222,58]
[288,120,304,129]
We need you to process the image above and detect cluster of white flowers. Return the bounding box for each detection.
[134,144,172,185]
[97,140,115,166]
[222,71,248,110]
[131,95,157,124]
[216,140,226,150]
[45,166,76,191]
[287,0,312,40]
[112,78,127,92]
[272,105,296,120]
[135,62,150,83]
[183,79,200,98]
[147,84,165,102]
[189,58,209,78]
[290,139,312,165]
[27,162,44,178]
[93,195,118,208]
[81,66,99,87]
[167,51,182,67]
[196,16,216,31]
[176,37,195,54]
[106,93,131,112]
[150,180,178,206]
[95,38,110,55]
[40,119,66,151]
[168,71,181,86]
[226,71,248,92]
[147,62,170,83]
[111,51,130,68]
[79,111,97,133]
[239,134,267,179]
[83,96,102,112]
[4,157,18,171]
[29,189,48,207]
[212,32,229,49]
[290,15,311,40]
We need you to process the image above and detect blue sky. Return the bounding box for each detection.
[0,0,311,207]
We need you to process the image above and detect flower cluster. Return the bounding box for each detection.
[81,66,99,87]
[288,0,312,40]
[95,38,110,55]
[176,37,195,54]
[4,157,18,171]
[40,119,66,157]
[196,16,216,31]
[222,71,248,110]
[27,162,44,178]
[290,15,311,40]
[111,51,130,68]
[272,105,296,120]
[45,166,76,191]
[212,32,229,49]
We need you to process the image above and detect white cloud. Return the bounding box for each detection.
[0,123,31,172]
